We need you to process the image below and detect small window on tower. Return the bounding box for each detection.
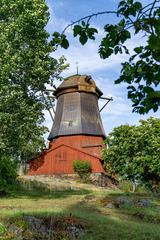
[68,121,73,127]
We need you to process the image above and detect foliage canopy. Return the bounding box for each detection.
[0,0,67,184]
[103,117,160,190]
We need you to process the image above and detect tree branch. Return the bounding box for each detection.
[149,0,157,34]
[138,0,160,20]
[62,10,118,34]
[62,1,160,34]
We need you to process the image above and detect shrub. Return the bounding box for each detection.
[0,155,17,194]
[73,160,91,182]
[118,180,134,192]
[0,223,6,235]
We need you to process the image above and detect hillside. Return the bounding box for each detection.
[0,177,160,240]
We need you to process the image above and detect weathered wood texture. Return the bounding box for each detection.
[28,135,105,175]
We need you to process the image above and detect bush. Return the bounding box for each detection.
[73,160,91,182]
[0,154,17,194]
[118,180,149,193]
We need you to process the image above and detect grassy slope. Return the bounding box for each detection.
[0,185,160,240]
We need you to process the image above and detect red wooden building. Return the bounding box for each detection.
[28,74,106,175]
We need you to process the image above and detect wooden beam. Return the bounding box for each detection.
[99,97,113,112]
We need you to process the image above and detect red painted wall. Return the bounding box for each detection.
[28,135,105,175]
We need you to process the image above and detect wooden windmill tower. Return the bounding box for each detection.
[28,74,112,175]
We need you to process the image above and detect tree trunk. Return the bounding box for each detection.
[132,181,136,192]
[151,177,159,193]
[18,160,27,176]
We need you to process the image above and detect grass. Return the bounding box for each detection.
[0,188,88,218]
[0,180,160,240]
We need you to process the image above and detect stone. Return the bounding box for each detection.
[106,203,115,209]
[7,215,86,239]
[22,216,49,234]
[135,199,151,207]
[8,225,23,240]
[67,224,85,239]
[116,196,132,206]
[9,224,23,235]
[90,173,118,188]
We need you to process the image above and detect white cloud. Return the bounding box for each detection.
[51,31,147,77]
[52,43,124,76]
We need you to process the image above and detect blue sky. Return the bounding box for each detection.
[44,0,159,138]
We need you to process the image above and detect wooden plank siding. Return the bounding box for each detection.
[28,135,105,175]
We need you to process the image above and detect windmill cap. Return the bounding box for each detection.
[54,74,103,98]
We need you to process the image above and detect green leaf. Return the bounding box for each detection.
[143,86,154,94]
[119,47,122,54]
[134,2,142,10]
[129,7,137,17]
[120,30,131,43]
[52,32,60,38]
[153,104,158,112]
[148,91,160,99]
[119,19,126,27]
[101,38,110,48]
[128,90,135,98]
[127,86,136,91]
[73,25,82,37]
[104,48,113,58]
[81,20,86,26]
[118,1,126,8]
[61,38,69,49]
[114,46,119,54]
[148,35,160,50]
[88,27,98,34]
[79,32,88,45]
[123,45,129,54]
[87,27,98,40]
[115,78,122,84]
[134,47,143,54]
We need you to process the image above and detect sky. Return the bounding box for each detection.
[44,0,159,139]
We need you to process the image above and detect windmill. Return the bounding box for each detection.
[28,74,112,175]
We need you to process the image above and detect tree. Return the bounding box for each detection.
[102,117,160,191]
[52,0,160,114]
[0,0,67,182]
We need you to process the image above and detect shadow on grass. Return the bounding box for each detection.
[103,191,160,200]
[7,187,91,200]
[99,191,160,225]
